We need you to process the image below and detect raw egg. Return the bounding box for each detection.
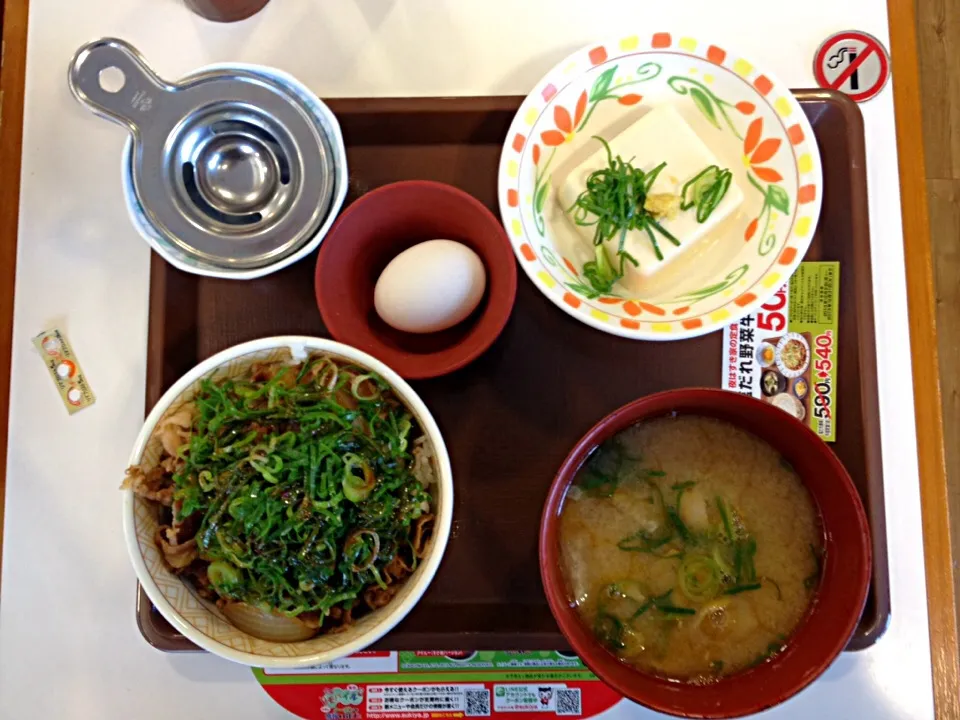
[374,239,487,333]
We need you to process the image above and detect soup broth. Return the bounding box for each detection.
[559,416,822,681]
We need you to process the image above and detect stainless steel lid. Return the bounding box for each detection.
[69,38,336,269]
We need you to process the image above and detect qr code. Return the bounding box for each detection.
[556,688,582,716]
[464,688,491,717]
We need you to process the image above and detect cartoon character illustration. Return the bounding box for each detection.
[538,687,554,707]
[321,685,364,715]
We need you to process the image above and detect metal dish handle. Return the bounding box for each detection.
[68,37,173,137]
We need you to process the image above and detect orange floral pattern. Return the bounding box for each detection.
[668,77,791,257]
[529,62,663,242]
[738,119,791,254]
[540,92,587,146]
[498,34,820,338]
[743,118,783,182]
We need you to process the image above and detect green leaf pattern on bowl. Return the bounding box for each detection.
[531,62,662,236]
[501,35,822,338]
[529,66,793,304]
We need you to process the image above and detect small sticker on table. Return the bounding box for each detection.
[33,328,95,414]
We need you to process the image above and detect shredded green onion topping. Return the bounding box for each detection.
[567,136,680,295]
[169,357,432,618]
[680,164,733,223]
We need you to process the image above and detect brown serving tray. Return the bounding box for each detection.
[137,91,888,653]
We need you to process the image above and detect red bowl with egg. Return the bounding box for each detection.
[539,389,871,719]
[315,181,517,379]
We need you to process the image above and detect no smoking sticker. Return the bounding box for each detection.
[814,30,890,102]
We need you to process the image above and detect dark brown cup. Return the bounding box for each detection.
[184,0,270,22]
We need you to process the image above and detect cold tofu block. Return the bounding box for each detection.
[557,105,743,296]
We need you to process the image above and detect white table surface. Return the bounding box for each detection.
[0,1,933,718]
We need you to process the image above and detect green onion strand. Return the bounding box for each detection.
[567,137,680,295]
[680,164,733,223]
[157,356,433,620]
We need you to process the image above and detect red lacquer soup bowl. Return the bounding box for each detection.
[539,389,871,719]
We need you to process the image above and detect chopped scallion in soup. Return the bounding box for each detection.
[559,416,822,681]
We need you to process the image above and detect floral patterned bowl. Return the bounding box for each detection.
[498,34,823,340]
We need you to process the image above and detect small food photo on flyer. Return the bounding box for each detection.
[722,262,839,442]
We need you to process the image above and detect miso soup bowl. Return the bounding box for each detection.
[539,389,871,719]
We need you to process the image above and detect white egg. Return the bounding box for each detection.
[374,240,487,333]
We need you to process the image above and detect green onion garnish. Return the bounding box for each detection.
[656,605,697,615]
[723,582,762,596]
[594,612,626,650]
[679,555,722,602]
[151,356,434,620]
[681,165,733,223]
[568,137,680,295]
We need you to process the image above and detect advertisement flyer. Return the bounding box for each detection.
[721,261,840,441]
[254,651,624,720]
